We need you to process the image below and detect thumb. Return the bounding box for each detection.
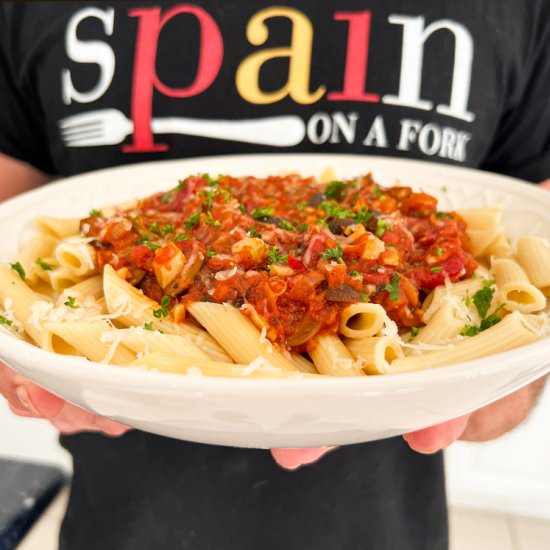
[23,384,65,418]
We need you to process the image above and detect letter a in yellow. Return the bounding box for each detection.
[236,7,326,104]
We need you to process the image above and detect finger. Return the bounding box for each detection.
[271,447,336,470]
[403,415,470,454]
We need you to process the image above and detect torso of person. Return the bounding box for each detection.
[1,1,549,549]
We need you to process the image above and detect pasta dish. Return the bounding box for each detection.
[0,172,548,378]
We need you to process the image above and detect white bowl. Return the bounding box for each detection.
[1,154,549,448]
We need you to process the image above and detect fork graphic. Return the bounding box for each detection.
[58,109,306,148]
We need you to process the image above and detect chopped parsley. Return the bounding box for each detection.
[375,219,392,238]
[184,212,201,229]
[472,280,496,319]
[248,227,260,238]
[319,201,355,220]
[461,281,503,337]
[172,233,188,242]
[143,321,154,331]
[238,204,246,213]
[64,296,79,309]
[267,247,288,265]
[321,244,344,263]
[297,223,309,232]
[143,240,161,251]
[278,219,295,231]
[153,295,170,318]
[324,180,345,200]
[297,202,307,211]
[349,270,360,277]
[464,292,473,307]
[204,212,221,228]
[434,247,444,257]
[202,173,218,186]
[360,293,370,302]
[160,192,173,204]
[355,207,374,223]
[150,222,174,237]
[206,248,216,259]
[35,258,53,271]
[436,211,450,220]
[431,266,442,273]
[0,315,13,327]
[384,273,401,301]
[251,207,274,219]
[201,188,219,209]
[89,208,103,217]
[176,180,186,191]
[411,326,420,337]
[9,262,25,280]
[373,184,383,198]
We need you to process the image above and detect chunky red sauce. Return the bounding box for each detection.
[81,174,476,351]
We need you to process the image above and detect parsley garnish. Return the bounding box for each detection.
[173,233,188,242]
[321,244,344,263]
[143,240,161,251]
[238,204,246,213]
[150,223,174,237]
[436,212,450,220]
[431,267,442,273]
[373,185,383,198]
[202,189,218,209]
[184,212,201,229]
[35,258,53,271]
[64,296,79,309]
[144,322,154,331]
[206,248,216,259]
[435,247,444,257]
[461,281,503,337]
[324,181,345,200]
[355,207,374,223]
[384,273,401,301]
[360,293,370,302]
[375,219,392,238]
[89,208,103,217]
[0,315,13,327]
[278,219,295,231]
[472,280,496,319]
[204,212,221,228]
[349,270,360,277]
[297,202,307,211]
[251,207,274,219]
[153,295,170,318]
[176,180,186,191]
[267,247,288,265]
[160,192,173,204]
[411,326,419,337]
[202,173,218,186]
[319,201,355,220]
[9,262,25,280]
[248,227,259,238]
[297,223,309,232]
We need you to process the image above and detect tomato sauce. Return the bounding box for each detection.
[80,173,476,350]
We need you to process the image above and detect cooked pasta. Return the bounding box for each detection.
[0,172,547,378]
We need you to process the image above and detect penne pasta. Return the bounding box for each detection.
[413,300,467,345]
[422,278,485,322]
[54,238,97,277]
[345,336,404,375]
[188,302,297,371]
[117,329,210,361]
[44,321,136,364]
[17,234,58,285]
[102,265,230,362]
[515,236,550,295]
[66,275,104,301]
[132,353,313,378]
[35,216,80,239]
[308,334,365,376]
[387,312,541,373]
[457,208,502,230]
[291,352,319,374]
[492,257,546,313]
[48,268,83,293]
[467,227,506,257]
[339,303,386,339]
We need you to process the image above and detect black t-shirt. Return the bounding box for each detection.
[1,2,550,549]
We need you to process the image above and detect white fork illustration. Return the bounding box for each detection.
[58,109,306,148]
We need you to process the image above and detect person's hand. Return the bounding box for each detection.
[0,363,129,436]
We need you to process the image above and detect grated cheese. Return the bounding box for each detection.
[241,356,280,375]
[214,266,239,281]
